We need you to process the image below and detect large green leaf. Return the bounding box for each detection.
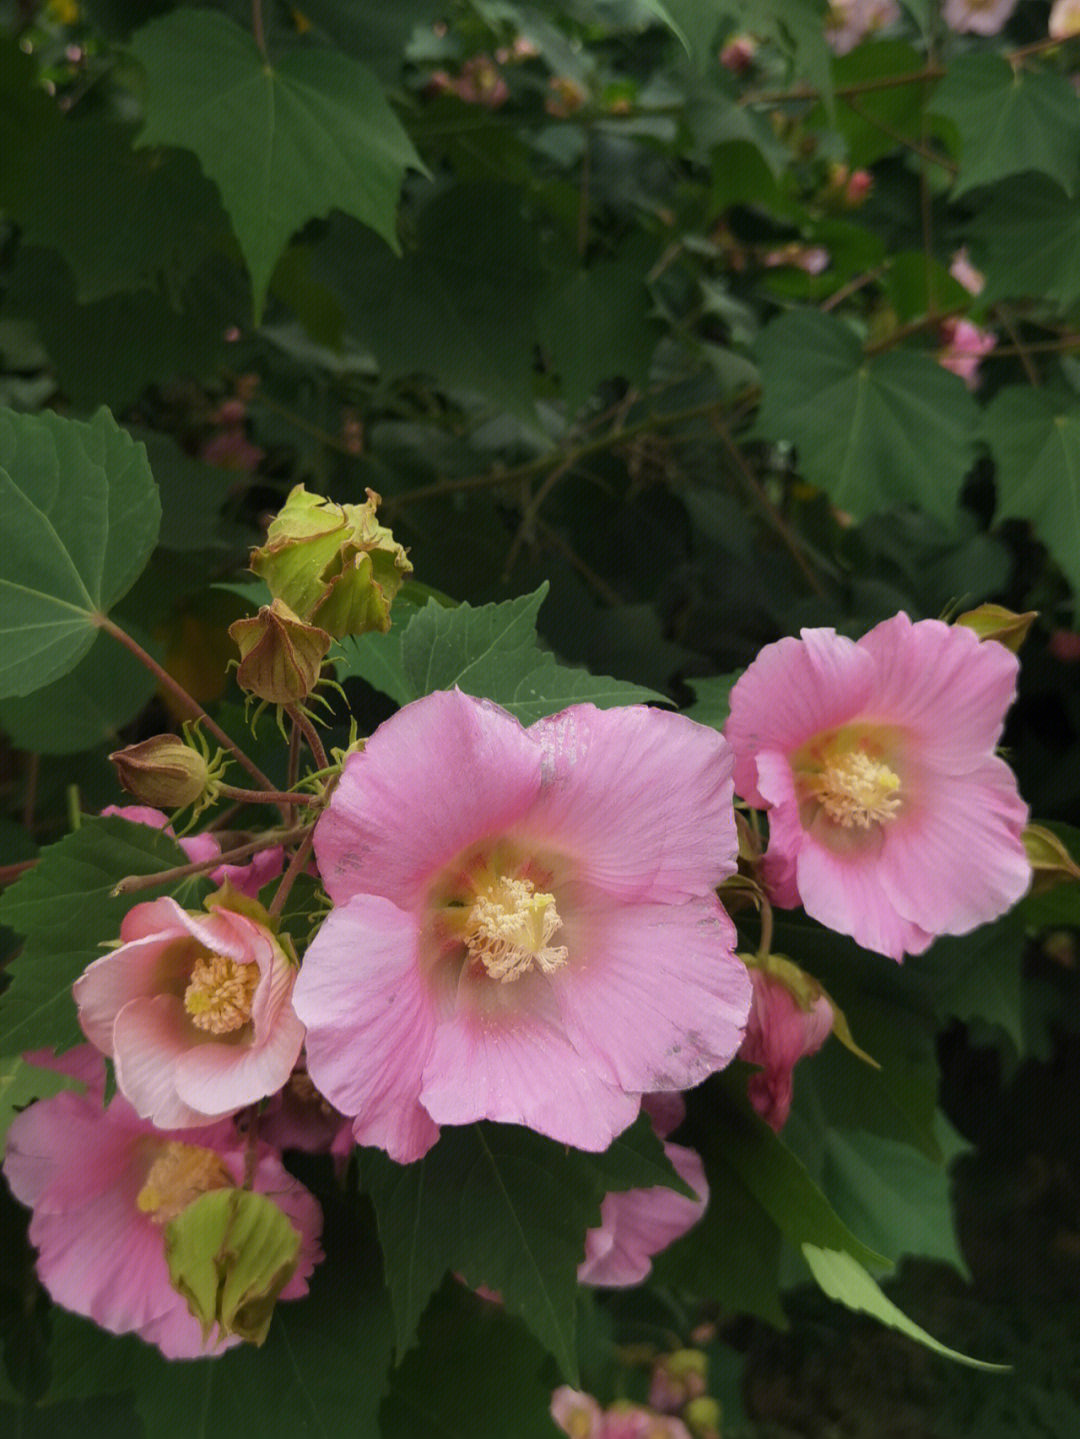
[363,1114,685,1382]
[0,409,160,698]
[984,386,1080,598]
[929,54,1080,197]
[131,7,422,320]
[0,33,60,208]
[968,174,1080,308]
[336,586,665,721]
[754,310,978,523]
[0,817,205,1054]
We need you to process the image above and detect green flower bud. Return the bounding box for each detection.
[109,734,211,810]
[228,599,331,706]
[250,484,412,639]
[165,1188,302,1349]
[684,1396,722,1438]
[954,603,1037,653]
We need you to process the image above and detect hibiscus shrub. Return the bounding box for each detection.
[1,1,1080,1435]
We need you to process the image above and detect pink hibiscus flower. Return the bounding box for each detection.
[3,1053,321,1359]
[73,892,305,1128]
[938,317,997,391]
[101,805,283,899]
[943,0,1017,34]
[294,689,750,1162]
[724,614,1031,960]
[738,963,834,1130]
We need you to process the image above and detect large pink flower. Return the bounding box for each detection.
[74,893,305,1128]
[294,690,750,1162]
[725,615,1031,960]
[3,1054,322,1359]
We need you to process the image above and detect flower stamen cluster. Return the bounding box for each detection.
[183,953,260,1034]
[808,748,902,829]
[136,1140,233,1225]
[462,874,568,983]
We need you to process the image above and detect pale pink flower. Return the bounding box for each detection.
[199,427,264,473]
[294,690,750,1162]
[738,965,833,1130]
[74,893,305,1128]
[579,1140,707,1286]
[551,1391,693,1439]
[938,317,997,390]
[763,244,830,275]
[3,1056,321,1359]
[825,0,899,55]
[101,805,283,900]
[949,246,985,296]
[943,0,1018,33]
[1050,0,1080,37]
[724,615,1031,961]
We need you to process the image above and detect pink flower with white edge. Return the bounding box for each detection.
[294,689,750,1162]
[73,891,304,1128]
[2,1050,321,1359]
[724,615,1031,961]
[938,317,996,391]
[738,961,833,1130]
[943,0,1017,34]
[102,805,284,900]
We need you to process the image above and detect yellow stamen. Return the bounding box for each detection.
[184,952,259,1034]
[464,875,568,983]
[811,749,902,829]
[136,1141,233,1225]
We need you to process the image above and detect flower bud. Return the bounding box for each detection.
[649,1349,708,1413]
[1023,823,1080,896]
[249,484,412,639]
[164,1188,302,1348]
[684,1396,722,1439]
[109,734,210,811]
[228,599,331,706]
[954,603,1037,653]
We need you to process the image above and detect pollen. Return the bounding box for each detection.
[184,952,260,1034]
[136,1141,233,1225]
[464,875,568,983]
[811,749,902,829]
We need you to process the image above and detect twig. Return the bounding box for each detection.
[252,0,268,62]
[821,263,890,312]
[286,707,329,772]
[112,824,311,896]
[268,829,316,919]
[992,305,1041,385]
[217,784,319,807]
[843,94,956,177]
[0,858,37,888]
[22,753,39,833]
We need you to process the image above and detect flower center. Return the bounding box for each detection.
[811,749,902,829]
[136,1141,234,1226]
[184,952,259,1034]
[463,875,568,983]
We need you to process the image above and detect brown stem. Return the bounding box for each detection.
[97,616,279,795]
[22,752,39,832]
[217,784,319,807]
[0,857,37,888]
[286,707,329,772]
[756,894,774,962]
[843,95,956,177]
[252,0,268,61]
[821,263,890,313]
[992,305,1041,385]
[112,824,311,896]
[268,829,316,919]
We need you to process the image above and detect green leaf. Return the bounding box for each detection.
[0,33,61,208]
[929,54,1080,197]
[380,1282,561,1439]
[0,816,202,1054]
[363,1114,686,1381]
[537,259,659,417]
[637,0,725,66]
[919,910,1026,1054]
[683,673,741,731]
[818,42,927,169]
[131,8,422,320]
[968,175,1080,307]
[0,1054,82,1150]
[984,386,1080,598]
[336,586,665,721]
[802,1247,1009,1370]
[0,408,161,698]
[0,628,158,756]
[754,310,978,523]
[295,0,448,83]
[315,187,547,419]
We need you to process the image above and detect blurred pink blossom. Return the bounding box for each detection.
[1050,0,1080,36]
[944,0,1018,34]
[949,246,985,296]
[720,34,758,73]
[551,1389,693,1439]
[825,0,900,55]
[938,317,997,390]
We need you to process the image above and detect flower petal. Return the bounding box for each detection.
[795,839,935,960]
[113,995,229,1127]
[578,1140,708,1286]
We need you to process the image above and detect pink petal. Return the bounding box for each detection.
[313,689,543,908]
[879,757,1030,937]
[795,839,935,960]
[113,995,229,1127]
[292,895,441,1163]
[74,932,189,1053]
[5,1092,133,1211]
[21,1044,106,1097]
[856,615,1019,773]
[520,705,738,902]
[726,631,876,804]
[173,1011,304,1117]
[578,1141,707,1286]
[549,896,751,1095]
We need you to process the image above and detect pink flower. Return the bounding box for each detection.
[720,34,757,73]
[949,246,985,296]
[294,690,750,1162]
[258,1057,353,1161]
[724,615,1031,960]
[943,0,1018,34]
[199,427,264,473]
[73,893,305,1128]
[938,317,996,390]
[579,1140,707,1286]
[1050,0,1080,37]
[738,964,833,1130]
[825,0,899,55]
[3,1056,321,1359]
[550,1390,693,1439]
[101,805,283,899]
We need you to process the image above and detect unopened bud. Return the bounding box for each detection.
[249,484,412,639]
[109,734,210,810]
[649,1348,708,1413]
[684,1396,722,1438]
[165,1188,301,1348]
[1023,823,1080,895]
[954,603,1037,653]
[228,599,331,706]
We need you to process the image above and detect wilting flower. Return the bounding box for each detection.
[74,891,304,1128]
[738,959,834,1130]
[938,317,997,390]
[725,615,1030,960]
[824,0,899,55]
[2,1051,321,1359]
[294,690,750,1162]
[943,0,1018,33]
